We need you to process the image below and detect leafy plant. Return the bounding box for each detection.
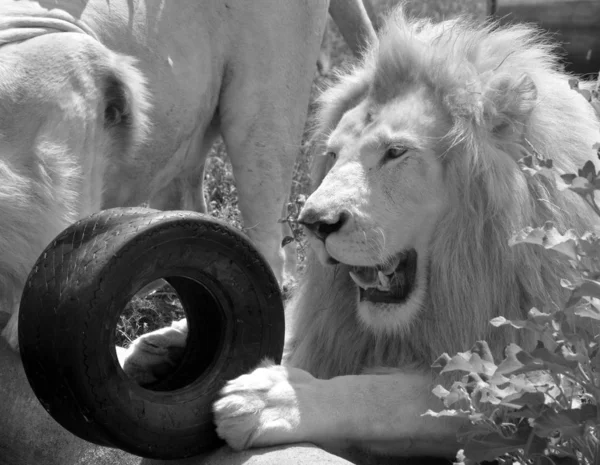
[425,78,600,465]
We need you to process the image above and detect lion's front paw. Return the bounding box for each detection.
[213,364,318,450]
[118,319,188,385]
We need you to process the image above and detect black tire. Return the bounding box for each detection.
[18,207,285,459]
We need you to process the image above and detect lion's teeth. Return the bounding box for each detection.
[349,271,376,289]
[376,271,391,291]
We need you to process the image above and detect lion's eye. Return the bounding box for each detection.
[384,146,408,160]
[326,151,337,160]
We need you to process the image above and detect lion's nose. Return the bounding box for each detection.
[298,208,348,242]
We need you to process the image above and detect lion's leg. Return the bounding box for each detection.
[214,364,461,458]
[218,63,320,287]
[218,107,298,286]
[213,0,328,287]
[147,115,220,213]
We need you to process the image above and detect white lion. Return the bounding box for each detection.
[213,5,600,461]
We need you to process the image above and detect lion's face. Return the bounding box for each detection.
[300,84,451,333]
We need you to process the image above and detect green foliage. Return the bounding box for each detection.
[426,79,600,465]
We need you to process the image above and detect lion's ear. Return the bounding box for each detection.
[482,73,537,136]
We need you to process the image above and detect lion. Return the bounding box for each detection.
[212,5,600,462]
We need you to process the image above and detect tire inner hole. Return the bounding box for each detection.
[115,276,224,392]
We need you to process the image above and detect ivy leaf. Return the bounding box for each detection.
[506,403,545,419]
[431,353,452,371]
[469,340,495,364]
[439,353,475,374]
[533,405,597,439]
[442,382,471,408]
[478,383,518,404]
[515,349,539,367]
[465,353,497,376]
[495,353,524,376]
[574,304,600,321]
[479,389,502,405]
[518,155,555,179]
[500,391,546,410]
[462,430,532,462]
[559,341,588,364]
[509,222,578,260]
[568,176,595,196]
[439,351,497,376]
[530,342,578,372]
[590,348,600,373]
[578,232,600,260]
[558,173,577,189]
[487,371,510,386]
[578,160,596,180]
[431,384,450,399]
[422,408,473,419]
[490,316,527,329]
[571,280,600,300]
[527,307,554,326]
[509,372,547,393]
[494,343,530,375]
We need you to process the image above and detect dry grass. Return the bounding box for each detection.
[116,0,488,346]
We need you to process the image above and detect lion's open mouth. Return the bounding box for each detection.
[349,249,417,303]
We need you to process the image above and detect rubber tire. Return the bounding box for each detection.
[18,207,285,460]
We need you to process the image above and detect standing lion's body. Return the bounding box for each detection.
[214,5,600,461]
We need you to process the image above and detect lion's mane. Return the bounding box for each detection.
[284,5,600,379]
